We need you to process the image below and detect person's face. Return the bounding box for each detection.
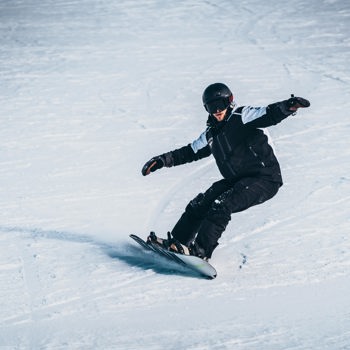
[205,97,230,121]
[212,108,228,122]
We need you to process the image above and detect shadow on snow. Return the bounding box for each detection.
[0,225,206,280]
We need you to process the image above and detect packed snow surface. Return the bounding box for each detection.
[1,0,350,349]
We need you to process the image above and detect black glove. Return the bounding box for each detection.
[287,94,310,111]
[142,152,174,176]
[142,156,165,176]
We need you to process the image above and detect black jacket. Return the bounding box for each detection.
[164,100,295,185]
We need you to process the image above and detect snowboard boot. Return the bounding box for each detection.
[167,234,209,261]
[189,241,208,261]
[147,232,208,261]
[147,231,191,255]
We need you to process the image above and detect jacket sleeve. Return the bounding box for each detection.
[160,129,212,168]
[241,100,295,128]
[163,143,211,167]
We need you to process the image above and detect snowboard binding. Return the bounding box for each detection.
[147,231,207,260]
[147,231,190,255]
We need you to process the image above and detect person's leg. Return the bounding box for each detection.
[171,179,233,246]
[194,178,280,258]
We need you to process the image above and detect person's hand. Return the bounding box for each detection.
[141,156,165,176]
[287,95,310,111]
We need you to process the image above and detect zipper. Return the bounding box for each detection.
[249,146,265,167]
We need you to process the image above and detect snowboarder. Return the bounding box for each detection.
[141,83,310,260]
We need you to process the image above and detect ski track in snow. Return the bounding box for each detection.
[1,0,350,349]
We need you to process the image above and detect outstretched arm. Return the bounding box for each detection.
[243,95,310,128]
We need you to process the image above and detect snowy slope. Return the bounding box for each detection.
[1,0,350,349]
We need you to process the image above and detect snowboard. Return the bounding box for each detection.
[129,234,217,279]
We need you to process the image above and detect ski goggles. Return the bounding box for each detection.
[204,97,231,114]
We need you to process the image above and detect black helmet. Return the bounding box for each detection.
[202,83,234,114]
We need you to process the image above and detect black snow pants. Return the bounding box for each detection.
[171,177,280,258]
